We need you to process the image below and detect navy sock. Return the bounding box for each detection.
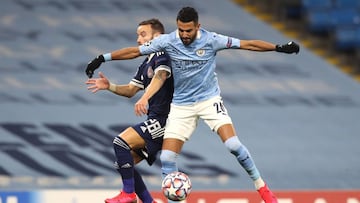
[113,136,135,193]
[134,169,153,203]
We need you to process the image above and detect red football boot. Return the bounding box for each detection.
[257,184,278,203]
[105,191,137,203]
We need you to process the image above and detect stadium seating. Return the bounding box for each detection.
[333,0,360,9]
[305,8,332,34]
[333,26,360,51]
[301,0,360,53]
[237,0,360,75]
[304,7,360,35]
[331,8,360,28]
[301,0,332,10]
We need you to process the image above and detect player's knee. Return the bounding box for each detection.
[113,136,131,152]
[224,136,242,156]
[113,136,131,169]
[160,149,178,163]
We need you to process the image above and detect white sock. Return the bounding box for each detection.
[254,177,265,190]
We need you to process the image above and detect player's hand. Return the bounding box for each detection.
[86,55,105,78]
[134,96,149,116]
[275,41,299,54]
[85,72,110,93]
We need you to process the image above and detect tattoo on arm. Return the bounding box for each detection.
[155,70,169,81]
[155,73,163,81]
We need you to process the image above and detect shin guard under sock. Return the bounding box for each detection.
[159,149,178,178]
[113,136,135,193]
[225,136,260,180]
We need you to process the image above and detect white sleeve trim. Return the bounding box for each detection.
[130,79,144,89]
[154,65,172,78]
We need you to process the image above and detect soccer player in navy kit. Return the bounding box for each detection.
[86,7,299,203]
[86,19,173,203]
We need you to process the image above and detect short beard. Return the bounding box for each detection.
[181,36,195,46]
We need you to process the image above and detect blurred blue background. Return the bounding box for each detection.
[0,0,360,191]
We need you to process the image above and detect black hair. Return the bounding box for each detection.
[176,7,198,24]
[138,18,165,34]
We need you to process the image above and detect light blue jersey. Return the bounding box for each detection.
[139,28,241,105]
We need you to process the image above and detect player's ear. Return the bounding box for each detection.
[153,32,161,38]
[196,23,200,30]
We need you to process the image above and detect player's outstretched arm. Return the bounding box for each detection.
[111,47,142,60]
[240,40,299,54]
[86,72,140,98]
[85,47,142,78]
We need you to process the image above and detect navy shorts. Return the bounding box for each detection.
[132,116,167,165]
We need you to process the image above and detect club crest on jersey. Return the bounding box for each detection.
[196,49,205,57]
[147,66,154,78]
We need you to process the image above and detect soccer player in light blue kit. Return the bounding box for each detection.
[86,7,299,203]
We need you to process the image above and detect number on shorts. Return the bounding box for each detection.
[214,101,227,115]
[144,119,164,139]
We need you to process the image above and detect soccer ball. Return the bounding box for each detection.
[161,171,192,201]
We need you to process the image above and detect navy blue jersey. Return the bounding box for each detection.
[130,52,173,118]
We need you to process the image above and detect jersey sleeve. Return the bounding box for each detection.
[139,34,167,55]
[153,52,172,78]
[211,32,241,51]
[129,61,145,89]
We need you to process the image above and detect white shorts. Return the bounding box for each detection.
[164,96,233,142]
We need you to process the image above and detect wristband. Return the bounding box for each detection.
[103,53,112,61]
[108,82,117,92]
